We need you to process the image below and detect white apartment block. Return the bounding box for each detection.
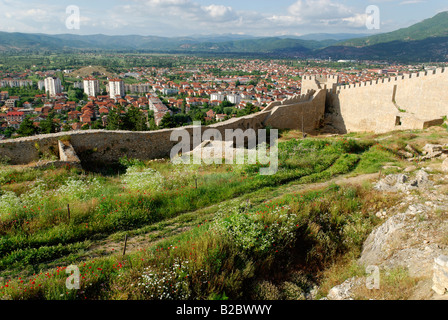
[37,80,45,91]
[109,78,125,99]
[44,77,62,97]
[161,88,179,96]
[0,79,32,88]
[83,77,100,98]
[226,94,241,105]
[73,82,84,89]
[210,92,226,102]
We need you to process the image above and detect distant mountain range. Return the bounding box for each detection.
[340,11,448,47]
[0,32,345,52]
[0,11,447,62]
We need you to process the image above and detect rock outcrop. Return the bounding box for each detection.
[432,255,448,295]
[327,161,448,300]
[374,169,431,192]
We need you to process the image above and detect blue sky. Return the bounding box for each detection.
[0,0,447,37]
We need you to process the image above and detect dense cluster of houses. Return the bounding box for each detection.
[0,91,167,132]
[1,58,443,137]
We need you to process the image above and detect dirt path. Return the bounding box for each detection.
[270,172,380,201]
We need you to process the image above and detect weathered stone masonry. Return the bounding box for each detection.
[302,67,448,133]
[2,67,446,166]
[0,90,326,165]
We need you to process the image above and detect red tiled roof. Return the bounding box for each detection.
[6,112,24,116]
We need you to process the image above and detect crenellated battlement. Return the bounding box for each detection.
[280,91,315,104]
[302,74,339,81]
[334,67,446,92]
[325,66,448,134]
[1,67,446,165]
[301,74,340,94]
[264,90,316,111]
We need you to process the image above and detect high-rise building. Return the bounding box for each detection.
[226,94,241,105]
[83,77,100,98]
[210,92,226,102]
[73,82,84,89]
[44,77,62,97]
[37,80,45,91]
[109,78,125,99]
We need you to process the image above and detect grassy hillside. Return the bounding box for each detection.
[191,37,335,53]
[0,32,330,54]
[0,32,92,51]
[341,11,448,47]
[1,127,428,300]
[69,66,113,79]
[316,36,448,62]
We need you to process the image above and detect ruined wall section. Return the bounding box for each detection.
[0,91,326,165]
[263,89,326,131]
[262,90,317,112]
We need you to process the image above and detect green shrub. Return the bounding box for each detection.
[0,155,11,166]
[118,156,145,169]
[251,281,282,300]
[281,281,306,300]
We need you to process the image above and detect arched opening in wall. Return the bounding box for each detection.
[395,116,402,126]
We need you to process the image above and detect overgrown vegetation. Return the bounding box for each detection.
[0,131,415,300]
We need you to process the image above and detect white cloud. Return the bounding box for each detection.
[288,0,353,20]
[0,0,445,37]
[123,0,240,23]
[0,1,68,33]
[400,0,426,5]
[268,0,368,29]
[202,4,236,21]
[98,0,250,35]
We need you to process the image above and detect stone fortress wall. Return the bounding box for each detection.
[0,90,326,165]
[302,68,448,133]
[1,67,446,165]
